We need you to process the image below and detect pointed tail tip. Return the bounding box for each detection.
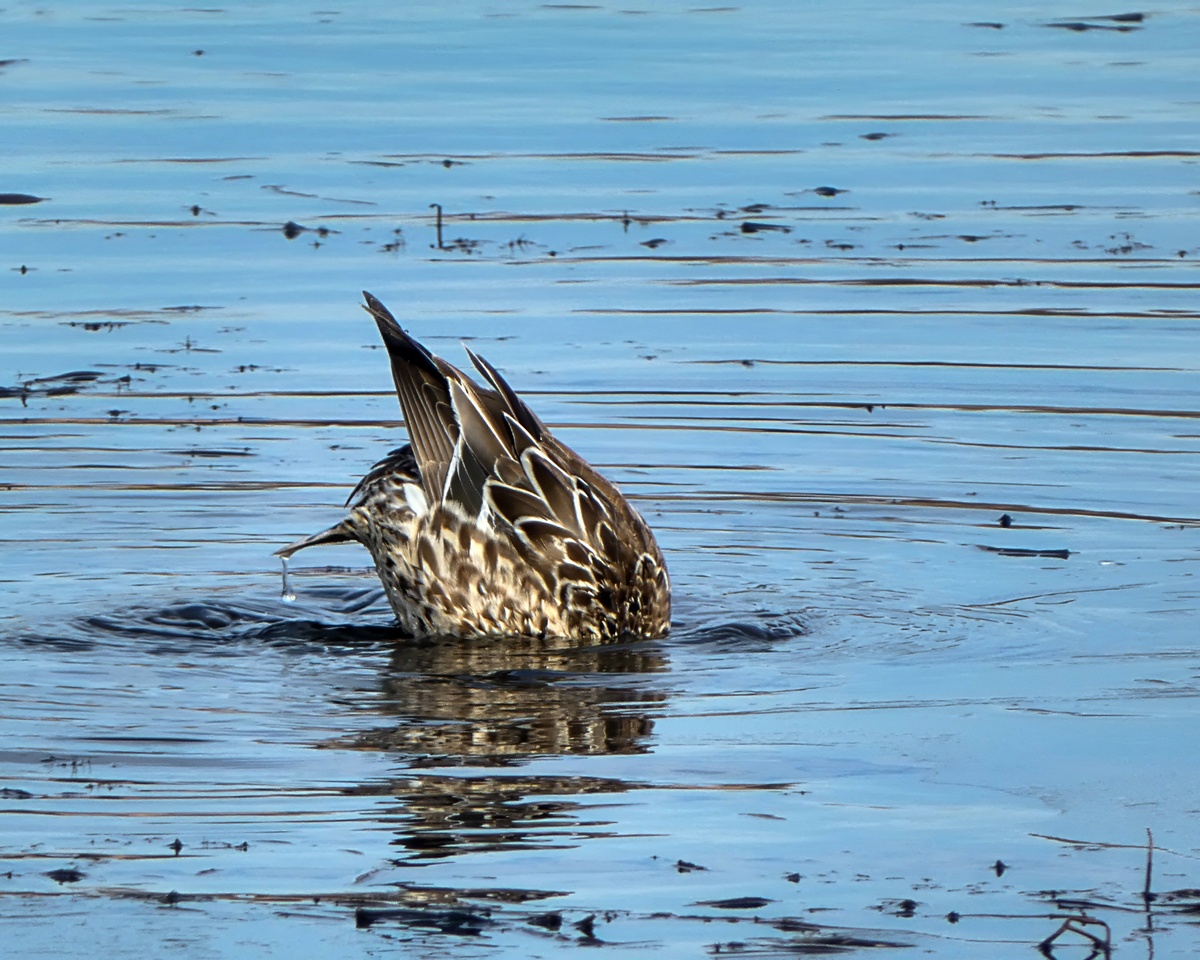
[362,289,388,317]
[360,292,441,372]
[361,290,405,337]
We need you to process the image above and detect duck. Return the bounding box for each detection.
[277,292,670,640]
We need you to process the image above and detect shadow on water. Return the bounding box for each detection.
[4,561,1195,955]
[0,593,868,942]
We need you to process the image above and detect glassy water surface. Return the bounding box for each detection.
[3,2,1199,956]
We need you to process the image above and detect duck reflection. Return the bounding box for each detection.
[350,770,641,861]
[349,634,668,762]
[339,634,670,862]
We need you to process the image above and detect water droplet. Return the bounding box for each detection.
[280,556,296,603]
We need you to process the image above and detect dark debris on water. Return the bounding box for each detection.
[45,868,86,884]
[978,545,1071,560]
[355,906,495,934]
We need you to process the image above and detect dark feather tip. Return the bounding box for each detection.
[362,291,439,372]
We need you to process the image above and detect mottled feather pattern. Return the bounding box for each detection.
[278,292,670,640]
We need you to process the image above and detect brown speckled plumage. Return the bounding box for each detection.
[277,292,670,640]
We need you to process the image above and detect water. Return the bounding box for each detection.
[279,556,296,603]
[3,2,1200,956]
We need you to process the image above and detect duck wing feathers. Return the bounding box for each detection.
[365,290,662,547]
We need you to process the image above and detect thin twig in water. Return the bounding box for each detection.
[1144,827,1155,905]
[1038,914,1111,959]
[1031,832,1200,860]
[430,203,444,249]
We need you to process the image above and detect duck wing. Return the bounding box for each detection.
[362,292,461,503]
[363,292,663,565]
[363,291,526,522]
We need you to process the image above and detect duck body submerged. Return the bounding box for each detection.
[278,292,670,640]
